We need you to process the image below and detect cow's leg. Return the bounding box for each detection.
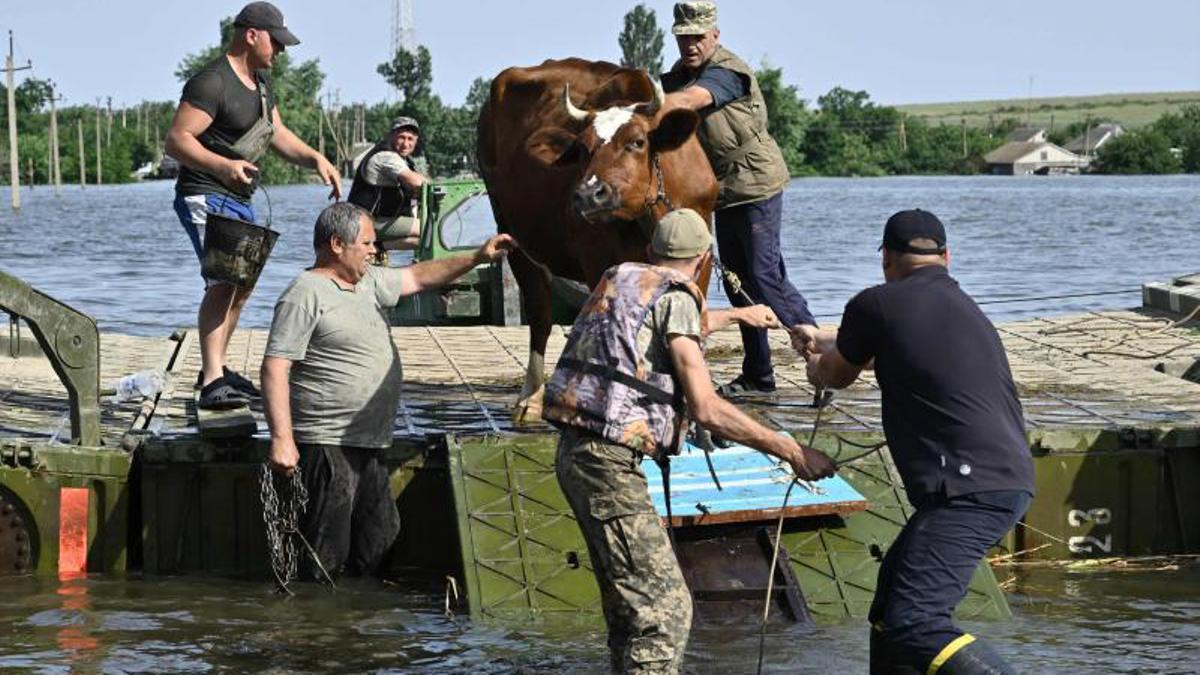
[509,249,553,425]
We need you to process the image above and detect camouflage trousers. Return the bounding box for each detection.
[555,428,693,673]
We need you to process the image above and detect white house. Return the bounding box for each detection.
[983,141,1088,175]
[1065,123,1125,155]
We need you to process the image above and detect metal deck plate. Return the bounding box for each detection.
[644,441,868,527]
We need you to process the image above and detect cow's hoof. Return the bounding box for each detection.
[512,396,543,426]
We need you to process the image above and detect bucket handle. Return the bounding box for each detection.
[249,170,273,229]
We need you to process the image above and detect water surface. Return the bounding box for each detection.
[1,175,1196,335]
[0,566,1196,673]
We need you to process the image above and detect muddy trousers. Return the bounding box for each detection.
[296,444,402,581]
[555,429,693,673]
[869,490,1031,674]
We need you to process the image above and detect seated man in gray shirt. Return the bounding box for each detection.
[347,116,429,252]
[262,202,515,579]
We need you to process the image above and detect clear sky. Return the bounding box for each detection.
[3,0,1198,110]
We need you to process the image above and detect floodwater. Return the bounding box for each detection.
[1,176,1199,672]
[0,565,1196,673]
[0,175,1198,336]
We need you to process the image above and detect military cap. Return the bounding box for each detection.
[672,1,718,35]
[390,116,420,132]
[653,208,712,259]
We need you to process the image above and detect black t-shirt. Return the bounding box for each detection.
[175,56,276,202]
[837,265,1035,506]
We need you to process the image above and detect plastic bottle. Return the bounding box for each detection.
[112,370,166,401]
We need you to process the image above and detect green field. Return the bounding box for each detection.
[894,91,1200,130]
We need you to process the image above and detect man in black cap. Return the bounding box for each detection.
[166,1,341,410]
[347,116,429,253]
[802,210,1034,674]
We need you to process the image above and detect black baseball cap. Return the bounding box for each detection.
[879,209,947,254]
[234,2,300,46]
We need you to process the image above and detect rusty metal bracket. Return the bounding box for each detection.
[0,270,100,447]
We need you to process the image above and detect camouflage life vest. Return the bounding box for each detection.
[543,262,708,461]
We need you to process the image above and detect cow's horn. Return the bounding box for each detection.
[563,84,590,122]
[635,79,665,116]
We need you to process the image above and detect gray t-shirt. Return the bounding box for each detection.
[638,289,704,373]
[264,266,407,448]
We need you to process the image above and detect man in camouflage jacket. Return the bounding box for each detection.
[543,208,836,673]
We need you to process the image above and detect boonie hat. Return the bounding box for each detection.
[672,2,718,35]
[234,2,300,46]
[653,209,712,259]
[879,209,947,254]
[390,116,420,132]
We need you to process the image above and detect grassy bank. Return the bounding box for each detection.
[894,91,1200,130]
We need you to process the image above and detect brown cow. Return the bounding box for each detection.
[478,58,718,423]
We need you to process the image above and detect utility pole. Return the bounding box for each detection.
[1025,75,1033,126]
[121,104,126,129]
[94,99,102,184]
[960,118,968,158]
[48,82,63,194]
[76,118,85,186]
[105,96,113,147]
[317,102,324,157]
[6,30,33,210]
[899,116,907,153]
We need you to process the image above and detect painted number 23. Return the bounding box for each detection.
[1067,508,1112,554]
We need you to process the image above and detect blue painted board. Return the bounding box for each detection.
[642,441,868,526]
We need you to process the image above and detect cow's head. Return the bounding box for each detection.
[526,79,701,223]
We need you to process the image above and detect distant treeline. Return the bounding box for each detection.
[2,16,1197,185]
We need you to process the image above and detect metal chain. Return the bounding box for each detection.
[259,463,310,595]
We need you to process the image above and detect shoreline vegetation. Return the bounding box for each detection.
[2,13,1197,188]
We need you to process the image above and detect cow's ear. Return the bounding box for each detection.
[526,126,583,167]
[650,109,700,153]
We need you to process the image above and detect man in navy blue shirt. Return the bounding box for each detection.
[662,2,817,396]
[804,209,1034,674]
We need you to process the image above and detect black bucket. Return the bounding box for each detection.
[200,212,280,289]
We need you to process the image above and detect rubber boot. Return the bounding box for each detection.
[870,628,922,675]
[934,638,1016,675]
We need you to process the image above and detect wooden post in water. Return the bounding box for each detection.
[5,30,33,210]
[48,84,62,193]
[94,100,102,185]
[77,118,86,187]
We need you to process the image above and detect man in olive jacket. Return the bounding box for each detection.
[662,1,818,396]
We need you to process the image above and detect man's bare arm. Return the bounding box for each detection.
[808,346,865,390]
[664,86,714,112]
[396,234,517,296]
[261,356,299,474]
[704,305,779,335]
[270,107,343,199]
[164,102,258,190]
[670,334,834,480]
